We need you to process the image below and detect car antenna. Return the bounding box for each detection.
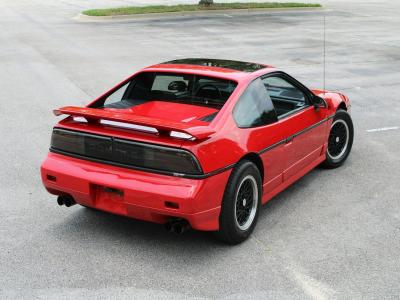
[323,14,326,96]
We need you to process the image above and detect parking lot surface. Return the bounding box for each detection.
[0,0,399,299]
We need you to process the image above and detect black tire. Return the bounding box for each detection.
[321,109,354,169]
[216,160,262,244]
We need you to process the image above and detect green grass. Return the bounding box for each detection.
[83,2,322,17]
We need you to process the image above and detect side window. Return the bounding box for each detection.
[150,74,190,102]
[151,74,189,92]
[262,76,307,117]
[233,78,278,128]
[103,82,130,106]
[102,72,155,107]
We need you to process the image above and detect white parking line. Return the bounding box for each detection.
[366,127,399,133]
[289,267,336,300]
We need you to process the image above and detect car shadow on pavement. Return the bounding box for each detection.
[50,203,229,251]
[50,164,345,254]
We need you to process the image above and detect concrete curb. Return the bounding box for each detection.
[74,6,325,22]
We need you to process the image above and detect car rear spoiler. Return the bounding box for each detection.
[53,106,215,140]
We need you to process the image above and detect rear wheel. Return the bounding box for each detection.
[216,160,262,244]
[322,109,354,168]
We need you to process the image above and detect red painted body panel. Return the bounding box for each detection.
[41,61,350,231]
[42,152,230,230]
[118,101,218,123]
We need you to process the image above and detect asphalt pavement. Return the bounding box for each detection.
[0,0,399,299]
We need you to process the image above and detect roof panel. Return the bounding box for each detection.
[162,58,267,73]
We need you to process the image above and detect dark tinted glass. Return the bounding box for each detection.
[263,76,306,104]
[233,78,278,128]
[51,129,202,175]
[101,72,237,109]
[51,129,112,160]
[165,58,266,72]
[262,76,307,117]
[114,139,201,175]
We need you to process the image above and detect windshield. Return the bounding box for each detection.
[99,72,237,109]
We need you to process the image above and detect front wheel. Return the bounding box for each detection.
[216,160,262,244]
[321,109,354,168]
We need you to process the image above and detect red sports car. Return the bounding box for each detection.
[41,58,353,244]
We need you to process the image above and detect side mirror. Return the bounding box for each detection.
[311,95,327,111]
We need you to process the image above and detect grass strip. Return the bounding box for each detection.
[83,2,322,17]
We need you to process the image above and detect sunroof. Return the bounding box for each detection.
[164,58,266,72]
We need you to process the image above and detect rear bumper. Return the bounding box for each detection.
[41,153,231,231]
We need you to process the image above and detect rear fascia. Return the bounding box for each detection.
[41,152,231,230]
[50,127,205,179]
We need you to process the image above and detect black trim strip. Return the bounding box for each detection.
[258,115,335,155]
[259,139,286,154]
[50,115,334,180]
[203,163,236,177]
[50,148,235,180]
[205,115,334,175]
[290,115,333,139]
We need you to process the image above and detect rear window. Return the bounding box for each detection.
[100,72,237,109]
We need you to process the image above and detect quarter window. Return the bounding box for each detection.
[103,82,130,106]
[233,78,277,128]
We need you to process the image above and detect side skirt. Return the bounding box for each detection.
[261,154,326,205]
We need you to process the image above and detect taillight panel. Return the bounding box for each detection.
[50,128,203,176]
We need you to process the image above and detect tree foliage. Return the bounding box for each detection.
[199,0,214,6]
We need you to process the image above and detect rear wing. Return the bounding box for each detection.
[54,106,215,140]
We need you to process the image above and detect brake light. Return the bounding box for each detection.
[50,128,203,176]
